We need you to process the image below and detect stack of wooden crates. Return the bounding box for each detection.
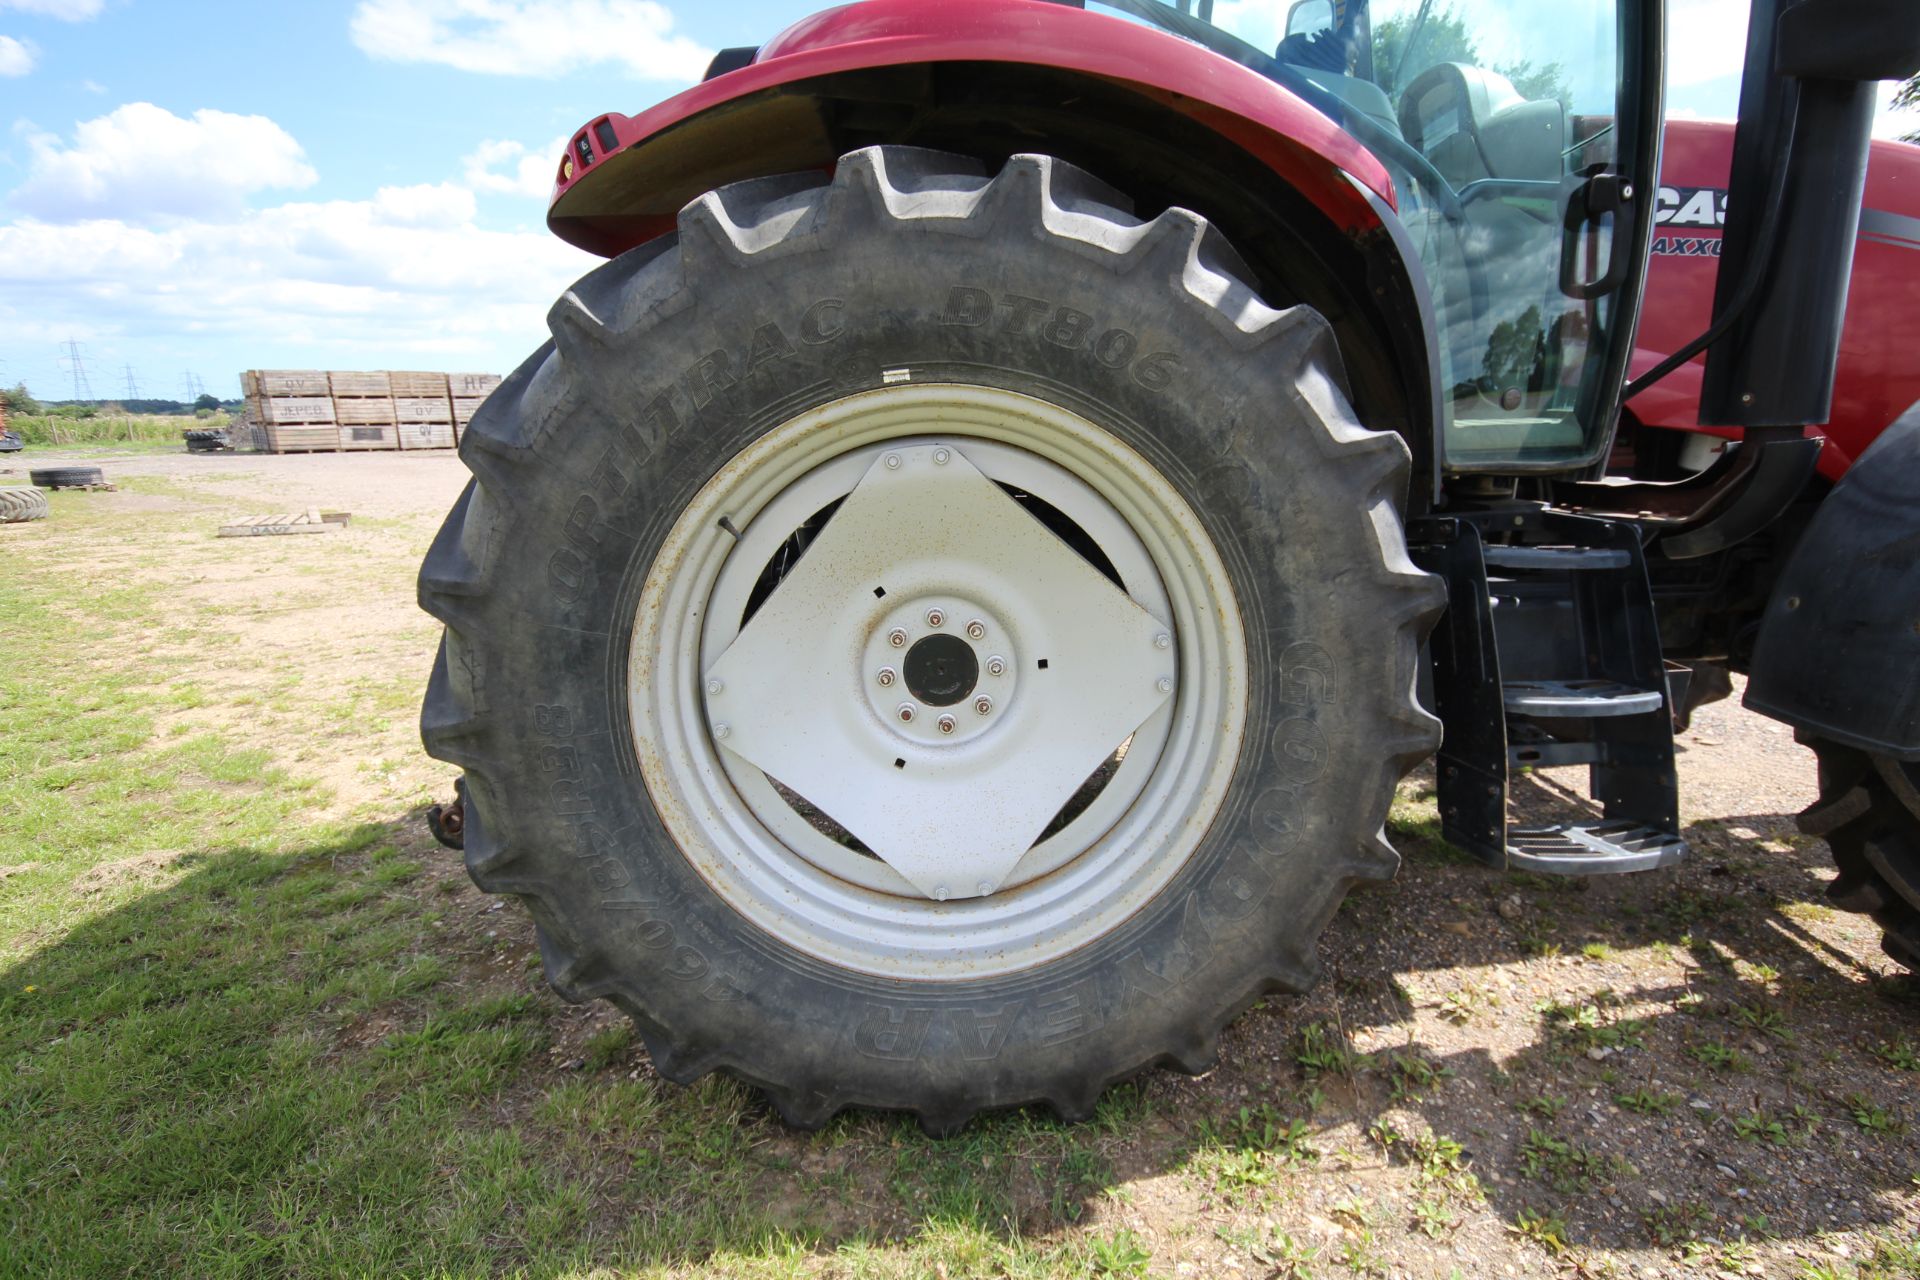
[329,371,399,451]
[243,370,338,453]
[238,370,502,453]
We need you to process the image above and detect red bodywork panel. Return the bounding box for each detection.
[546,0,1397,257]
[1633,120,1920,480]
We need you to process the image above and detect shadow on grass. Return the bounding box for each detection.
[6,784,1915,1275]
[0,817,1175,1279]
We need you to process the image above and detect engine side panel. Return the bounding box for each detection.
[1629,121,1920,481]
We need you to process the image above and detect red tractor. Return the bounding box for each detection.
[418,0,1920,1130]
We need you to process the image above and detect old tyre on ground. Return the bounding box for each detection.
[418,148,1442,1130]
[1800,737,1920,971]
[29,466,104,489]
[0,485,49,523]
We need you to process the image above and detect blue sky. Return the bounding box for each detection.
[1,0,1912,402]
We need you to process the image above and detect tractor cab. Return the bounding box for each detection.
[1099,0,1657,471]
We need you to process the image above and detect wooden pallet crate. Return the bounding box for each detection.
[395,395,451,424]
[397,421,456,450]
[328,371,391,397]
[451,396,488,426]
[262,423,339,453]
[388,370,449,398]
[334,396,397,426]
[339,423,399,451]
[257,369,330,396]
[449,372,502,397]
[260,396,336,425]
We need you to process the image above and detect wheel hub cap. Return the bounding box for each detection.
[702,442,1176,900]
[903,634,977,707]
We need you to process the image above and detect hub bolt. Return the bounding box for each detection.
[897,703,916,723]
[877,666,897,687]
[706,677,725,695]
[925,608,944,628]
[884,453,902,470]
[713,722,731,740]
[933,448,951,465]
[966,619,986,640]
[888,628,908,648]
[937,714,957,734]
[976,880,993,896]
[1154,632,1171,650]
[1157,676,1174,693]
[985,655,1006,676]
[974,695,993,716]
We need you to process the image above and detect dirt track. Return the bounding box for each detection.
[6,444,1915,1279]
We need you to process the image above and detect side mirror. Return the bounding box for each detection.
[1284,0,1333,40]
[1773,0,1920,80]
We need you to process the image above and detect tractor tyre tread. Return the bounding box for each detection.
[418,146,1443,1131]
[1799,736,1920,972]
[0,485,49,523]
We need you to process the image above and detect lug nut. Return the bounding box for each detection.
[1157,676,1174,693]
[966,619,986,640]
[884,453,901,470]
[985,655,1006,676]
[925,608,944,628]
[937,714,957,734]
[932,448,951,465]
[933,884,950,901]
[877,666,897,687]
[888,628,908,648]
[897,703,915,723]
[976,880,993,896]
[1154,632,1171,650]
[713,722,731,740]
[706,677,724,695]
[973,695,993,716]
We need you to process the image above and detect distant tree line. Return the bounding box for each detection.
[1,384,234,417]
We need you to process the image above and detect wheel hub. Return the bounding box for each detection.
[903,633,977,707]
[703,442,1177,900]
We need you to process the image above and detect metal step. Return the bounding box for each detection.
[1507,821,1688,875]
[1503,679,1665,718]
[1481,545,1633,570]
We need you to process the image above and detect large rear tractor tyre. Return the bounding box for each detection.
[418,147,1442,1131]
[1799,737,1920,971]
[0,485,49,523]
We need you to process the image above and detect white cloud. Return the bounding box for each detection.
[462,134,566,198]
[9,102,318,223]
[350,0,710,80]
[0,34,33,75]
[0,189,598,374]
[0,0,101,18]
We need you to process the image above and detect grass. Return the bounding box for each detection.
[6,411,208,447]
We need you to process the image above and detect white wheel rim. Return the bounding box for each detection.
[630,384,1247,980]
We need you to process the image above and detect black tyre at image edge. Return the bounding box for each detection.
[418,147,1444,1131]
[1800,736,1920,971]
[0,485,50,523]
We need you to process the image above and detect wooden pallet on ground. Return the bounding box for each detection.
[217,508,350,537]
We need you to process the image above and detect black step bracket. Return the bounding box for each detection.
[1412,512,1685,875]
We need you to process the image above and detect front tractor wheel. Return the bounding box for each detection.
[419,147,1441,1130]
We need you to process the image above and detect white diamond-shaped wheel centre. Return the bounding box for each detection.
[703,443,1175,900]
